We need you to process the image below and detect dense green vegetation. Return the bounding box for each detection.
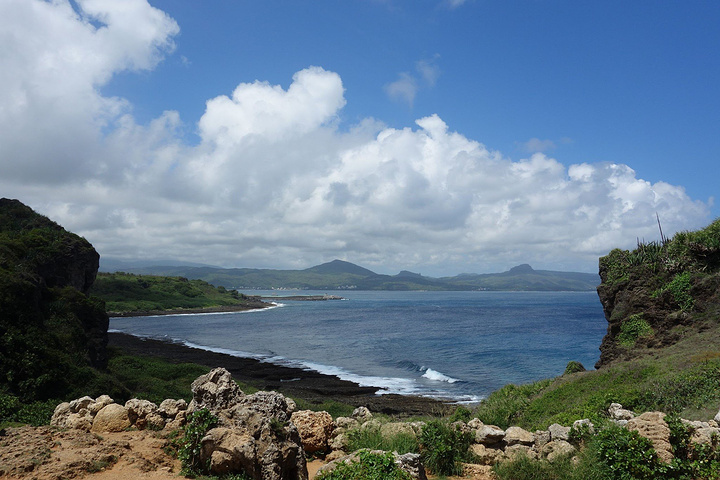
[316,450,412,480]
[91,271,265,314]
[111,259,599,291]
[493,420,720,480]
[0,198,108,405]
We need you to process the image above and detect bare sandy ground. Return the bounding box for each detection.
[0,425,494,480]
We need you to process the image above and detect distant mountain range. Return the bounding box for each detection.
[100,259,600,291]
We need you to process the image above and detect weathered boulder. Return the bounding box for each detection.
[714,408,720,424]
[691,427,720,445]
[504,444,536,460]
[609,403,635,422]
[467,418,484,430]
[91,404,131,433]
[166,409,188,431]
[51,395,113,431]
[469,444,504,465]
[626,412,673,463]
[125,399,159,430]
[329,432,349,451]
[541,440,576,462]
[395,452,427,480]
[159,398,188,418]
[290,410,334,453]
[572,418,595,435]
[189,367,244,414]
[351,406,373,423]
[475,425,505,445]
[334,417,359,430]
[69,396,95,412]
[381,421,417,438]
[65,413,93,432]
[89,395,114,415]
[325,450,347,462]
[201,427,258,475]
[548,423,570,441]
[534,430,551,449]
[50,402,72,427]
[192,368,308,480]
[504,426,534,446]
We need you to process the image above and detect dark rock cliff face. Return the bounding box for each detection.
[0,198,108,400]
[595,219,720,368]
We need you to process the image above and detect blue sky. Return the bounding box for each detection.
[104,0,720,206]
[0,0,717,275]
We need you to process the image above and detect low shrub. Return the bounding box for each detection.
[316,450,411,480]
[665,272,694,311]
[564,361,586,375]
[419,419,471,476]
[0,393,58,426]
[448,405,472,423]
[594,425,663,479]
[617,314,653,348]
[178,408,218,476]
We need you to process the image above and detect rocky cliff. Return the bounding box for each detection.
[0,198,108,401]
[596,219,720,368]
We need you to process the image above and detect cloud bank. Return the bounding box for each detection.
[0,0,710,275]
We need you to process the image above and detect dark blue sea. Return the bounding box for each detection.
[110,291,607,403]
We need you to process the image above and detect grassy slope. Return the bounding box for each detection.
[475,324,720,431]
[90,272,265,313]
[475,219,720,431]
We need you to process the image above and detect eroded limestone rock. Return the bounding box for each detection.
[290,410,334,453]
[626,411,673,463]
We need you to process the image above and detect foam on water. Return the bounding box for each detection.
[421,367,459,384]
[110,329,480,402]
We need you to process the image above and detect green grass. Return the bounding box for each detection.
[105,349,212,404]
[346,425,419,454]
[293,398,355,419]
[473,325,720,431]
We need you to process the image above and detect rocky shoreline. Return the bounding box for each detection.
[108,332,451,417]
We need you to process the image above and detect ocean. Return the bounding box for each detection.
[109,290,607,403]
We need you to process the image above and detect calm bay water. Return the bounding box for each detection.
[110,290,607,403]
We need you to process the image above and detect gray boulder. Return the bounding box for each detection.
[475,425,505,445]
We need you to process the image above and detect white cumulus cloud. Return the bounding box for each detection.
[0,0,711,276]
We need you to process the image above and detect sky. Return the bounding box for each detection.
[0,0,718,276]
